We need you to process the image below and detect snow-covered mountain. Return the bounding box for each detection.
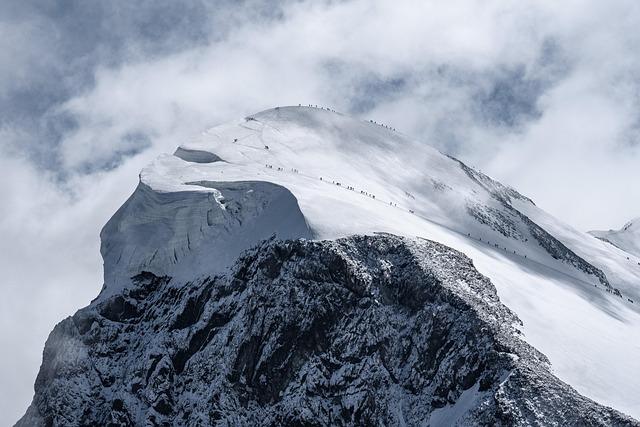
[19,106,640,425]
[590,218,640,258]
[18,236,637,426]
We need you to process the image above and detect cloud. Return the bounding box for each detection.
[3,0,640,423]
[0,141,161,419]
[53,1,556,166]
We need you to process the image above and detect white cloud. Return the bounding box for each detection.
[0,148,155,422]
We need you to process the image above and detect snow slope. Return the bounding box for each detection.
[101,105,640,419]
[590,218,640,258]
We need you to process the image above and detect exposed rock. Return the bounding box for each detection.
[17,235,636,426]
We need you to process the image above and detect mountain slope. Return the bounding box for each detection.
[17,236,637,426]
[590,218,640,258]
[21,106,640,422]
[124,105,640,416]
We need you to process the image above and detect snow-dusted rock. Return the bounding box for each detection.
[17,235,637,426]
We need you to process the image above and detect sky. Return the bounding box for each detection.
[2,0,640,423]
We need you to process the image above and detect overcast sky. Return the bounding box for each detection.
[2,0,640,423]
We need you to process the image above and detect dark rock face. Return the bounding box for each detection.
[17,235,637,426]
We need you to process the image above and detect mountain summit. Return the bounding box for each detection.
[19,106,640,425]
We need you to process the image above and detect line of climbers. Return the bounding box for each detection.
[299,104,338,113]
[368,119,396,131]
[261,163,635,305]
[288,104,397,131]
[465,233,639,304]
[232,135,268,150]
[468,233,527,259]
[622,256,640,269]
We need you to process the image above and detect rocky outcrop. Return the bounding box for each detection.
[18,235,636,426]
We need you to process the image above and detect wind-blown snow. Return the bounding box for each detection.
[102,105,640,419]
